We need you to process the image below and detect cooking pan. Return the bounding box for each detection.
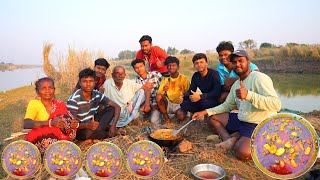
[148,129,183,147]
[251,113,319,179]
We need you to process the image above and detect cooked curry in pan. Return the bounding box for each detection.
[150,129,182,140]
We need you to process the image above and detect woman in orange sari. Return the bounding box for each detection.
[24,77,78,154]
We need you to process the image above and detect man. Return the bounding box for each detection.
[180,53,221,113]
[136,35,169,76]
[67,68,120,142]
[103,66,152,127]
[192,50,281,161]
[156,56,190,124]
[74,58,110,92]
[94,58,110,92]
[131,59,162,126]
[216,41,259,103]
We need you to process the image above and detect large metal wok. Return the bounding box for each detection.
[148,129,183,148]
[251,113,319,179]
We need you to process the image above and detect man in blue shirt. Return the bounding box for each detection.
[180,53,221,114]
[216,41,258,103]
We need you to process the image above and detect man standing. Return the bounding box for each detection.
[216,42,258,103]
[180,53,221,113]
[67,68,120,142]
[156,56,190,124]
[136,35,169,76]
[192,50,281,161]
[131,59,162,126]
[104,66,152,127]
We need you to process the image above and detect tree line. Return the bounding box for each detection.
[116,39,318,60]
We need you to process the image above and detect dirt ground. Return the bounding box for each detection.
[3,113,318,180]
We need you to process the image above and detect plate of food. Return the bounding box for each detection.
[1,140,41,179]
[44,140,82,178]
[251,113,319,179]
[126,140,164,178]
[85,142,123,179]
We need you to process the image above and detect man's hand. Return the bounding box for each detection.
[151,104,159,111]
[87,117,99,130]
[144,79,153,90]
[189,90,201,102]
[51,115,67,129]
[70,119,79,129]
[99,86,105,93]
[235,81,248,100]
[163,81,169,92]
[156,59,164,68]
[192,110,208,120]
[108,125,116,137]
[178,91,184,104]
[142,103,151,113]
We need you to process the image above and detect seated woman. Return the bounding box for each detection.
[24,77,78,154]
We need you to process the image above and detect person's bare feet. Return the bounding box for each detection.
[84,139,93,144]
[116,128,126,135]
[215,136,237,150]
[93,139,101,143]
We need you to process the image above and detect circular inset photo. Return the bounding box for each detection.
[126,140,164,178]
[44,140,82,179]
[251,113,319,179]
[85,142,123,179]
[1,140,41,179]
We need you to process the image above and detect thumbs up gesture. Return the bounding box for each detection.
[235,81,248,100]
[163,79,170,92]
[156,58,164,68]
[178,91,184,104]
[87,116,99,130]
[189,90,201,102]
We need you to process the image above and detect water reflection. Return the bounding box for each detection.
[269,74,320,97]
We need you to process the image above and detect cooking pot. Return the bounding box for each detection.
[251,113,319,179]
[148,129,183,148]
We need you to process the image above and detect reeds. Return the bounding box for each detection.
[43,43,109,92]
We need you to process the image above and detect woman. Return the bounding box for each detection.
[24,77,78,154]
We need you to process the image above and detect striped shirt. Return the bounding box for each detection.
[135,71,162,105]
[67,89,110,122]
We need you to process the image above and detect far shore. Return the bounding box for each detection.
[0,64,41,71]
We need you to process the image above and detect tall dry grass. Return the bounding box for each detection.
[250,45,320,62]
[43,43,110,92]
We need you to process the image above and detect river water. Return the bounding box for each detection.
[0,69,319,113]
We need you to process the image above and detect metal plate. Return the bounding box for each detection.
[251,113,319,179]
[44,140,82,179]
[1,140,41,179]
[85,142,123,179]
[126,140,164,178]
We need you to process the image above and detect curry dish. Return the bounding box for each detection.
[150,129,182,140]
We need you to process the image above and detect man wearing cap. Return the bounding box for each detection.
[216,42,259,103]
[136,35,169,77]
[192,50,281,161]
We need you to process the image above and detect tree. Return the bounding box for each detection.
[167,47,179,55]
[239,39,257,49]
[180,49,193,54]
[118,50,136,60]
[260,42,276,49]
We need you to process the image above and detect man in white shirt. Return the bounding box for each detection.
[104,66,152,127]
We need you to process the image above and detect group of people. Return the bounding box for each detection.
[23,35,281,160]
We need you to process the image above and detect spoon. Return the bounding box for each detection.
[172,119,195,136]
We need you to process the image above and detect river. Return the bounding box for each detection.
[0,69,319,113]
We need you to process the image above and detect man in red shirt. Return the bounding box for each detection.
[136,35,169,76]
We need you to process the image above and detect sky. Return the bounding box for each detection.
[0,0,319,65]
